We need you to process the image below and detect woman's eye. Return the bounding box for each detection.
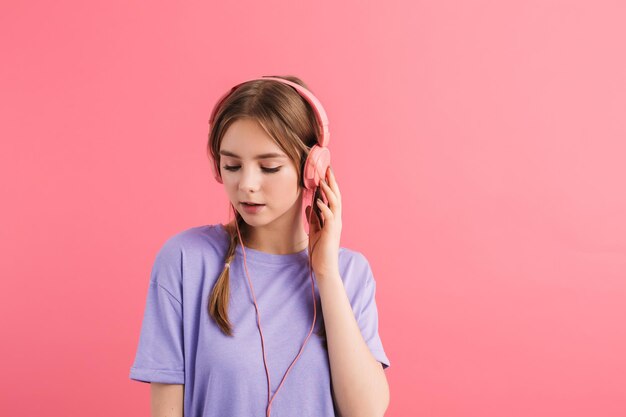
[222,165,281,173]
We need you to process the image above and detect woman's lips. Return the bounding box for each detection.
[241,202,265,214]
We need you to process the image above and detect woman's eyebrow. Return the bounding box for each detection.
[219,150,287,159]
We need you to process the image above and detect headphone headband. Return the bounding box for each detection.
[208,76,330,147]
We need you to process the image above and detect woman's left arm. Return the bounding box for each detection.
[317,274,390,417]
[308,166,389,417]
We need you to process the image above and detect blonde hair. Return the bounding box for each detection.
[207,75,326,345]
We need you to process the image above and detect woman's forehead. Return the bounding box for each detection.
[220,119,287,159]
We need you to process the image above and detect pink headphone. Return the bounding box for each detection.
[208,76,331,417]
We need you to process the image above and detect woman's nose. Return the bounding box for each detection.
[238,167,261,191]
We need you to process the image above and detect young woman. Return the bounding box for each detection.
[130,75,391,417]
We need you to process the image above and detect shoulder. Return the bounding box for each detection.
[150,223,228,282]
[338,247,371,273]
[148,223,229,297]
[155,223,228,260]
[337,247,375,292]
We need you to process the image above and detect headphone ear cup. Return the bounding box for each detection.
[303,145,331,190]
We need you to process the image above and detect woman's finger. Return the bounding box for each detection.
[327,167,341,201]
[316,198,334,222]
[320,179,338,212]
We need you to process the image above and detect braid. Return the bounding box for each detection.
[207,211,245,336]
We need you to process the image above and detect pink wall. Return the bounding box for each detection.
[1,0,625,416]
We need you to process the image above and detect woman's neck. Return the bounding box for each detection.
[238,223,309,255]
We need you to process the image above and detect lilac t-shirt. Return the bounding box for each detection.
[129,223,390,417]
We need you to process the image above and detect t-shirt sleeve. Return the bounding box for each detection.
[351,253,391,370]
[129,240,185,384]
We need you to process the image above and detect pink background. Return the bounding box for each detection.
[1,1,625,416]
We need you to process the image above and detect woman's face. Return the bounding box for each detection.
[219,117,303,229]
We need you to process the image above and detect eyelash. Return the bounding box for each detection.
[222,165,282,173]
